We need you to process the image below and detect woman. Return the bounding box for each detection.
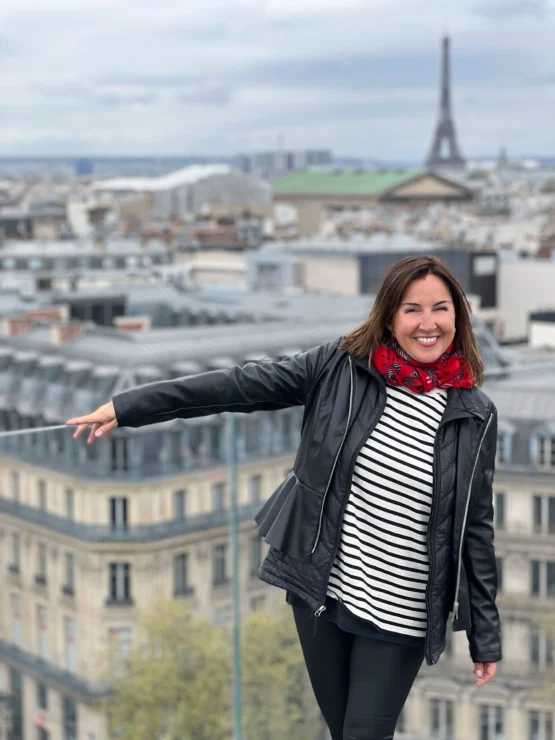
[67,256,502,740]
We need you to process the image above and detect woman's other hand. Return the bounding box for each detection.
[473,662,496,686]
[66,402,118,444]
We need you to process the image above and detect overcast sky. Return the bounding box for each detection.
[0,0,553,160]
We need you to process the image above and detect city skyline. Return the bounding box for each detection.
[0,0,553,159]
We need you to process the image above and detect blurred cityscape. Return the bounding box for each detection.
[0,13,555,740]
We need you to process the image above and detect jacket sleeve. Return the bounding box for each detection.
[463,407,503,664]
[112,339,339,429]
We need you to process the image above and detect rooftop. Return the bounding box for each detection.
[272,169,419,196]
[93,164,233,193]
[262,234,445,255]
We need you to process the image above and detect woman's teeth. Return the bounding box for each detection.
[415,337,439,345]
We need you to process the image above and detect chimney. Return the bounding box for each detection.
[113,315,152,332]
[25,305,69,322]
[2,316,33,337]
[50,321,90,345]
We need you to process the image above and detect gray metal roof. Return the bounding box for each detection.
[485,365,555,421]
[0,278,515,424]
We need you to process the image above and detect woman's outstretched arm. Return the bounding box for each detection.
[67,339,339,442]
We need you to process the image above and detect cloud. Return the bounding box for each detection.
[473,0,548,19]
[0,0,551,158]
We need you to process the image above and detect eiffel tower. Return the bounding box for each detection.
[425,36,466,170]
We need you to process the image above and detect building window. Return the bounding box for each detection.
[63,696,78,740]
[430,698,453,740]
[535,435,555,469]
[529,710,553,740]
[245,416,260,454]
[479,705,504,740]
[213,544,228,586]
[108,563,132,604]
[250,536,263,576]
[38,480,47,510]
[65,488,75,520]
[208,424,223,462]
[10,668,23,740]
[110,438,129,472]
[65,617,77,673]
[494,492,505,530]
[37,543,47,585]
[214,606,231,626]
[533,496,555,535]
[173,490,187,521]
[496,557,503,593]
[11,594,22,646]
[530,627,554,669]
[108,627,132,678]
[37,681,48,710]
[110,497,128,532]
[496,431,511,464]
[37,605,49,659]
[11,471,20,501]
[531,560,555,598]
[174,553,193,597]
[10,532,21,573]
[281,413,293,449]
[64,553,75,596]
[249,475,262,505]
[213,483,226,513]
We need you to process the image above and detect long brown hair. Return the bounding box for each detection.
[340,255,484,387]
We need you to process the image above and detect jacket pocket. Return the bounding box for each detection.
[254,471,324,563]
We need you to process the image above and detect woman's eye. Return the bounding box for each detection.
[435,306,449,311]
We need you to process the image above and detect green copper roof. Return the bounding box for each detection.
[272,169,420,196]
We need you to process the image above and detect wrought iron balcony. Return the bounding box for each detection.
[0,497,262,543]
[0,640,109,702]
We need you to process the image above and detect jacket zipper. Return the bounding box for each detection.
[314,378,387,616]
[424,428,442,664]
[450,410,494,623]
[310,357,354,556]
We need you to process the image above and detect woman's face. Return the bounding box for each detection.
[391,274,456,363]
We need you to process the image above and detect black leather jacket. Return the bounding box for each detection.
[113,339,502,667]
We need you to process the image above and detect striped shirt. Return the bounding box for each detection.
[327,384,448,638]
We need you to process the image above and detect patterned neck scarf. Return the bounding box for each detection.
[373,339,474,394]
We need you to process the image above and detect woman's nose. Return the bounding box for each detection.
[418,315,438,332]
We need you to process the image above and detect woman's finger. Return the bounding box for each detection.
[87,423,101,445]
[95,419,118,438]
[476,672,493,686]
[73,424,91,440]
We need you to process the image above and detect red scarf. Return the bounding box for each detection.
[373,340,474,394]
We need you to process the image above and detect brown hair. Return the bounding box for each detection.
[340,255,484,386]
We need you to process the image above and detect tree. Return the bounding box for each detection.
[103,599,232,740]
[242,606,326,740]
[102,599,327,740]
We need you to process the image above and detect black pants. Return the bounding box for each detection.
[293,604,425,740]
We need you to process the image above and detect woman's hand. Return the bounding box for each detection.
[473,662,496,686]
[66,402,118,444]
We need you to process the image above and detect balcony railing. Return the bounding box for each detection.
[0,639,109,702]
[0,497,263,543]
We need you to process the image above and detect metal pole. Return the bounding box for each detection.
[227,412,244,740]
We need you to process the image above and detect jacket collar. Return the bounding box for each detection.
[352,355,487,423]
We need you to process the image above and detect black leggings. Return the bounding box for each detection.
[293,604,425,740]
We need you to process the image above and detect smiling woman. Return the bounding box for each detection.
[66,255,500,740]
[341,254,484,388]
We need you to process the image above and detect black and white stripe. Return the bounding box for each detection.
[327,385,447,638]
